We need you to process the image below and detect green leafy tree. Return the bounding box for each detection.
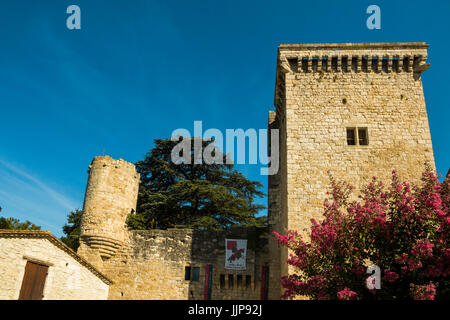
[127,138,266,230]
[0,214,41,230]
[60,209,82,251]
[0,206,41,230]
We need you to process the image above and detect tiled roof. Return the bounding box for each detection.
[0,230,112,285]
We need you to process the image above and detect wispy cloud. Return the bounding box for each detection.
[0,159,77,211]
[0,189,61,231]
[0,159,79,235]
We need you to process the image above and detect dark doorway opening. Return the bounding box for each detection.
[18,261,49,300]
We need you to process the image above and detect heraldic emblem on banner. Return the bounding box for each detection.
[225,239,247,270]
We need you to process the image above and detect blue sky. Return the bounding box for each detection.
[0,0,449,237]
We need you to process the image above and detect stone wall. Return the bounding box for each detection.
[275,42,435,234]
[95,228,273,300]
[268,110,286,299]
[77,156,281,300]
[0,237,109,300]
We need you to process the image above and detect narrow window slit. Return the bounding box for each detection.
[402,56,409,72]
[287,58,298,73]
[228,275,234,289]
[392,56,399,72]
[237,275,242,288]
[322,57,328,72]
[245,275,251,289]
[184,266,191,280]
[301,57,308,72]
[382,57,389,73]
[342,56,348,72]
[362,56,368,72]
[371,57,379,73]
[351,57,358,72]
[347,128,356,145]
[312,57,319,72]
[331,57,338,72]
[192,267,200,281]
[358,128,369,145]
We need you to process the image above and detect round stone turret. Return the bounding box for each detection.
[79,156,140,260]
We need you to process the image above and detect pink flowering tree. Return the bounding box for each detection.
[274,168,450,300]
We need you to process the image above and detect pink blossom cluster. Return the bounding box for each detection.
[383,271,399,282]
[274,168,450,300]
[410,239,434,259]
[337,288,358,300]
[410,282,436,300]
[279,273,328,299]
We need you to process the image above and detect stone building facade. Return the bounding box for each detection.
[93,228,271,300]
[78,156,276,299]
[0,230,111,300]
[75,42,435,300]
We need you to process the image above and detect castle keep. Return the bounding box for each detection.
[268,42,435,288]
[75,43,435,300]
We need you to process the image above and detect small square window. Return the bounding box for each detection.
[347,127,369,146]
[358,128,369,145]
[185,266,200,281]
[346,128,356,145]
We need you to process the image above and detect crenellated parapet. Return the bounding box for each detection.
[277,42,429,74]
[275,42,430,111]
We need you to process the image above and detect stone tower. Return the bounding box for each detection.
[268,42,435,296]
[78,156,140,270]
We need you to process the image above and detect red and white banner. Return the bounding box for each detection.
[225,239,247,270]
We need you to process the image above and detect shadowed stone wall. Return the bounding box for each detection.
[100,228,272,300]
